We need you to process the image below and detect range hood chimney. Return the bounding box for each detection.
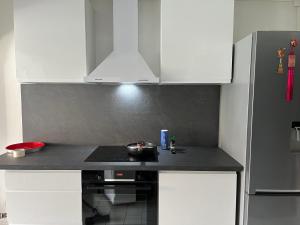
[85,0,159,83]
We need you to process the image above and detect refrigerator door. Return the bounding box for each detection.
[246,194,300,225]
[248,31,300,194]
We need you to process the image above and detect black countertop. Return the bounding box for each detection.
[0,144,243,171]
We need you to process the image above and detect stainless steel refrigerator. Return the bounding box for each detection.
[219,31,300,225]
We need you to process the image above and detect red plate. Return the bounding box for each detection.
[6,142,45,152]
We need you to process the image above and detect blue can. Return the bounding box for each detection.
[160,130,169,150]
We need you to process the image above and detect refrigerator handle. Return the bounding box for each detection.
[256,189,300,196]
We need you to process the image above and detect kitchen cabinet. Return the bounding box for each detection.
[5,170,82,225]
[4,169,238,225]
[13,0,87,83]
[160,0,234,84]
[14,0,234,84]
[159,171,237,225]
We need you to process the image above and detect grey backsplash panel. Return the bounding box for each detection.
[22,84,220,147]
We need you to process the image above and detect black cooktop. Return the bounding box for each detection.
[85,146,158,162]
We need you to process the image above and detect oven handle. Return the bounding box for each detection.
[83,180,156,185]
[104,179,135,182]
[86,185,152,191]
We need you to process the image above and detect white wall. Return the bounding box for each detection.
[234,0,299,42]
[0,0,23,214]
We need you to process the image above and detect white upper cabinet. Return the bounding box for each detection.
[14,0,87,83]
[161,0,234,84]
[13,0,234,84]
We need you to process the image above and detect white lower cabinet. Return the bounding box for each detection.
[5,170,237,225]
[6,191,82,225]
[159,171,237,225]
[5,170,82,225]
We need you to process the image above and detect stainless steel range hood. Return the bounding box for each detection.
[85,0,159,83]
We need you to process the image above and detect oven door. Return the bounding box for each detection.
[82,172,157,225]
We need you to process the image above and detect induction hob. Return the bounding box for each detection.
[85,146,158,162]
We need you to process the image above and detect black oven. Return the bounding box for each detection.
[82,170,158,225]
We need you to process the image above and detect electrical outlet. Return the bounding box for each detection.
[0,213,7,219]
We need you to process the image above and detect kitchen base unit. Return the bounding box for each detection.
[5,170,82,225]
[1,146,242,225]
[159,171,237,225]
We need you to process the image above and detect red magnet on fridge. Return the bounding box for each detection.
[286,39,298,102]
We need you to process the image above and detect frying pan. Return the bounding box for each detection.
[126,141,157,156]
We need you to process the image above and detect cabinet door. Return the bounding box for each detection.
[159,171,237,225]
[6,191,82,225]
[161,0,234,84]
[5,170,82,225]
[14,0,86,83]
